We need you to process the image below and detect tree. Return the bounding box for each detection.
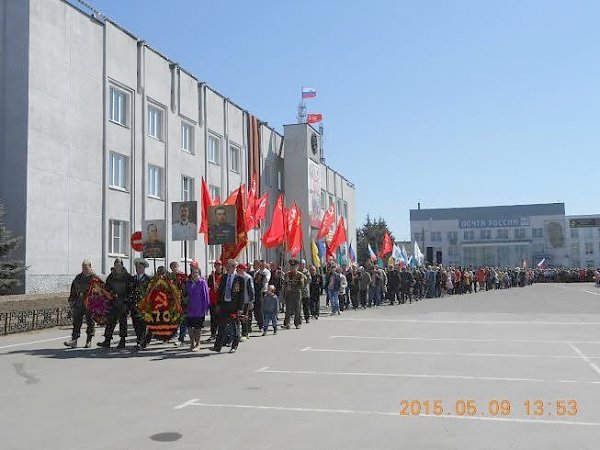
[0,203,27,294]
[356,214,395,266]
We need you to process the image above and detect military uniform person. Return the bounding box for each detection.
[283,259,306,329]
[130,258,152,351]
[299,260,312,323]
[98,258,133,349]
[64,259,96,349]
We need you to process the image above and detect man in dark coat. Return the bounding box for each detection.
[211,259,244,353]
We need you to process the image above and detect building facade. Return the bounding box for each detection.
[566,216,600,268]
[410,203,569,268]
[0,0,356,293]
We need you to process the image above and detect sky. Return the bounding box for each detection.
[87,0,600,240]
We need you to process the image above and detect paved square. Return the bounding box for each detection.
[2,283,600,449]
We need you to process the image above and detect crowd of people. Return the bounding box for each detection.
[63,257,600,353]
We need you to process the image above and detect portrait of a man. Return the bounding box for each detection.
[142,220,166,259]
[208,205,237,245]
[172,201,198,241]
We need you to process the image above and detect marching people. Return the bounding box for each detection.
[130,258,152,351]
[262,285,279,335]
[357,266,371,308]
[387,265,401,305]
[237,263,255,340]
[64,259,96,349]
[207,260,224,342]
[253,260,271,331]
[309,265,323,318]
[347,265,360,309]
[169,261,188,347]
[400,267,414,304]
[299,259,312,323]
[338,266,348,311]
[211,259,244,353]
[98,258,132,349]
[185,261,210,352]
[327,264,341,315]
[270,265,284,314]
[282,259,306,329]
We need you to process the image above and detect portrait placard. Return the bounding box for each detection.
[142,220,166,258]
[208,204,237,245]
[171,201,198,241]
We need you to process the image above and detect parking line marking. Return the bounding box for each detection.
[581,290,600,296]
[569,343,600,377]
[300,346,311,352]
[321,318,600,325]
[0,335,70,350]
[257,367,600,384]
[173,399,600,426]
[256,366,270,373]
[302,347,585,359]
[330,335,600,345]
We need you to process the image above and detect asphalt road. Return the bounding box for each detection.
[2,283,600,450]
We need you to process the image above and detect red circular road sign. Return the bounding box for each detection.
[131,231,144,252]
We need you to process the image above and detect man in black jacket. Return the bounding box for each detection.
[387,265,401,305]
[211,259,244,353]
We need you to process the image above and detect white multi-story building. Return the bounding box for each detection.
[566,216,600,268]
[0,0,356,293]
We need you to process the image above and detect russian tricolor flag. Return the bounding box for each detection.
[302,87,316,99]
[368,244,377,262]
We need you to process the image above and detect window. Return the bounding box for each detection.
[597,228,600,238]
[264,163,271,186]
[584,228,593,239]
[208,134,221,164]
[181,176,194,201]
[431,232,441,242]
[181,122,194,153]
[109,86,127,126]
[414,232,423,242]
[343,201,348,219]
[208,245,221,262]
[463,230,474,241]
[514,228,526,239]
[329,195,334,208]
[447,232,458,245]
[109,152,128,190]
[480,230,491,240]
[571,228,579,239]
[148,165,163,198]
[277,170,283,191]
[229,145,240,173]
[448,246,459,257]
[109,220,129,256]
[209,184,221,202]
[496,229,508,239]
[321,190,327,209]
[585,242,594,256]
[532,228,544,238]
[336,199,342,217]
[148,104,164,140]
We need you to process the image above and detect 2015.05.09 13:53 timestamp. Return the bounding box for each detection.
[399,400,579,417]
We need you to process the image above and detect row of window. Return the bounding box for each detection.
[110,86,242,169]
[570,228,600,239]
[110,151,234,201]
[571,242,600,256]
[319,190,349,219]
[418,228,530,243]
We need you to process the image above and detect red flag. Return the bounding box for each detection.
[289,207,303,258]
[262,193,285,248]
[224,184,245,206]
[245,173,257,232]
[286,203,300,247]
[307,113,322,124]
[328,217,347,256]
[220,190,247,261]
[199,178,213,244]
[379,232,393,258]
[317,204,335,240]
[254,192,269,225]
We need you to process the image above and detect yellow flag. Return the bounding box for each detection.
[311,240,321,268]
